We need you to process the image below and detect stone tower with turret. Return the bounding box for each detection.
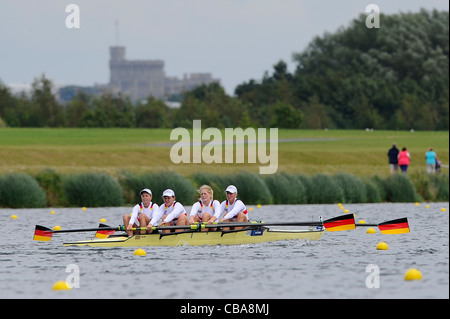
[109,46,165,101]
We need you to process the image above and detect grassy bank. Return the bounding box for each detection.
[0,170,447,208]
[0,128,448,177]
[0,128,448,207]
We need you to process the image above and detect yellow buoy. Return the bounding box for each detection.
[358,220,366,224]
[53,225,61,231]
[82,207,87,211]
[249,207,253,211]
[100,218,106,222]
[404,268,422,281]
[52,280,71,290]
[133,248,146,256]
[256,204,261,208]
[441,208,447,212]
[50,210,55,215]
[376,242,388,250]
[366,228,376,234]
[10,215,17,219]
[344,209,349,213]
[425,205,430,208]
[415,202,420,206]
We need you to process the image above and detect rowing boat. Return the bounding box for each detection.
[34,214,410,247]
[63,227,324,247]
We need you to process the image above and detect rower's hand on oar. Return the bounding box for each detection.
[126,224,133,231]
[146,224,153,231]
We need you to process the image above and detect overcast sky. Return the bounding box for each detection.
[0,0,448,95]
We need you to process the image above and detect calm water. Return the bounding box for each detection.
[1,202,448,299]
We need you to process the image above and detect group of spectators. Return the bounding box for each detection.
[387,144,441,174]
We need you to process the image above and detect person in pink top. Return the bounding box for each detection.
[398,147,411,173]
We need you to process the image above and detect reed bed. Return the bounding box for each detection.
[62,173,123,207]
[0,173,46,208]
[0,170,448,208]
[382,174,421,202]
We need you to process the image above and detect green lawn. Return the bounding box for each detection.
[0,128,448,177]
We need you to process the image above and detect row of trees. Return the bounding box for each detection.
[0,77,301,129]
[1,9,448,130]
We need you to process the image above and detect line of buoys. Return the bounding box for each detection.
[415,202,447,212]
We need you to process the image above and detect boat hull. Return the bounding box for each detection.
[63,228,324,247]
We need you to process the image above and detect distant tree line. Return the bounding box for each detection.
[0,9,448,130]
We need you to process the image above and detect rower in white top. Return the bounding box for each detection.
[189,184,221,231]
[159,189,189,233]
[123,188,160,237]
[219,185,248,230]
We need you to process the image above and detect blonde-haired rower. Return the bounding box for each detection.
[189,185,221,231]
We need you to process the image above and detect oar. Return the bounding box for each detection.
[95,223,116,239]
[195,213,356,232]
[355,217,410,234]
[33,213,357,241]
[34,224,125,241]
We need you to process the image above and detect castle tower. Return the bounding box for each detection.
[110,46,125,61]
[108,46,165,101]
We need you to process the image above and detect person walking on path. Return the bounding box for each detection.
[398,147,411,173]
[425,147,438,174]
[387,143,399,173]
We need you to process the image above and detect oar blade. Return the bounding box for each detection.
[323,214,355,232]
[33,225,54,241]
[378,217,410,235]
[95,223,116,239]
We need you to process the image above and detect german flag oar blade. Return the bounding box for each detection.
[95,223,115,239]
[34,225,54,241]
[323,213,356,232]
[378,218,410,234]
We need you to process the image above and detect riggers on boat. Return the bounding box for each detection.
[63,227,325,247]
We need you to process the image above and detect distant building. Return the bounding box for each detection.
[108,46,219,102]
